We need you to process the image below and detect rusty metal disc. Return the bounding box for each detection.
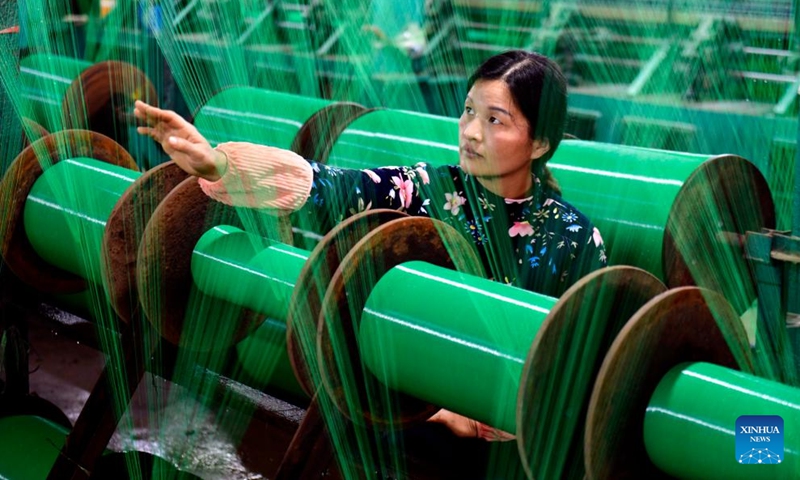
[663,154,775,314]
[517,266,666,480]
[136,177,290,349]
[61,60,158,148]
[291,103,370,163]
[584,287,754,480]
[286,209,409,397]
[102,162,189,324]
[315,216,485,428]
[0,129,136,293]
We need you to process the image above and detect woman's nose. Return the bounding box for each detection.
[461,117,480,141]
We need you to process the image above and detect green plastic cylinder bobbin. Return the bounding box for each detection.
[0,415,69,480]
[191,225,309,321]
[329,116,766,314]
[19,54,92,132]
[551,141,709,278]
[359,261,556,434]
[645,362,799,479]
[552,140,770,317]
[23,157,138,284]
[191,225,309,397]
[193,87,331,149]
[326,109,459,169]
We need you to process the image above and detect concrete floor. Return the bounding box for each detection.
[22,316,291,480]
[4,296,502,480]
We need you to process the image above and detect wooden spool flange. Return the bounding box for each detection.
[315,216,485,428]
[584,287,754,479]
[0,129,136,293]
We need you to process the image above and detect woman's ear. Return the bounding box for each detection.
[531,139,550,160]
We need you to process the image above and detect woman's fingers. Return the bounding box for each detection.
[135,103,195,144]
[138,121,202,154]
[134,102,217,179]
[167,136,210,164]
[133,100,185,128]
[136,125,158,140]
[427,409,479,438]
[136,125,175,145]
[133,100,159,124]
[167,136,198,155]
[134,100,166,119]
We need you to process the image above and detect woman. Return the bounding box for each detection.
[135,50,607,440]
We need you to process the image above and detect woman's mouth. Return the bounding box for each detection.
[461,146,481,159]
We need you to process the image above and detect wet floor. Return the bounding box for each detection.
[23,316,293,480]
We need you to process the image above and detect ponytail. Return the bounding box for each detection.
[542,165,561,195]
[533,160,561,195]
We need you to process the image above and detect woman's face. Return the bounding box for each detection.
[458,79,548,183]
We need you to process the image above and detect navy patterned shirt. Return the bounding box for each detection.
[292,162,607,298]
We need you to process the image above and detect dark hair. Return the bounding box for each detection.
[467,50,567,193]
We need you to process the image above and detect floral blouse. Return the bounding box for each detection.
[197,143,608,441]
[291,162,607,298]
[199,143,607,298]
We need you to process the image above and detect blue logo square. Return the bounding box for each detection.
[736,415,783,464]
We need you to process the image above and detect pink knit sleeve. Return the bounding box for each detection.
[197,142,314,211]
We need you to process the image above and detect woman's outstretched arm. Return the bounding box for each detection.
[135,101,314,211]
[134,101,434,220]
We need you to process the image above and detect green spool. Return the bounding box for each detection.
[0,415,69,479]
[645,362,799,479]
[551,141,704,278]
[23,157,138,284]
[325,112,770,315]
[326,109,459,169]
[551,140,772,314]
[193,87,331,149]
[358,260,556,434]
[192,225,309,320]
[191,225,309,396]
[19,54,92,132]
[235,318,308,399]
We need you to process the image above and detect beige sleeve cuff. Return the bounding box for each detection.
[197,142,313,211]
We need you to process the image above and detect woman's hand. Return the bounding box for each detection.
[134,100,227,182]
[428,409,515,442]
[428,409,480,438]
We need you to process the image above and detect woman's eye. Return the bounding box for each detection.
[489,116,501,125]
[465,106,474,115]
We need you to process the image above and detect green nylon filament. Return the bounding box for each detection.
[4,0,798,477]
[191,225,309,322]
[19,53,91,132]
[551,141,770,316]
[645,362,800,479]
[191,224,310,396]
[23,157,138,283]
[551,141,707,278]
[359,260,556,434]
[193,87,331,149]
[326,109,459,169]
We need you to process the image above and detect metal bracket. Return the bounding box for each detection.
[745,228,800,386]
[237,1,277,46]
